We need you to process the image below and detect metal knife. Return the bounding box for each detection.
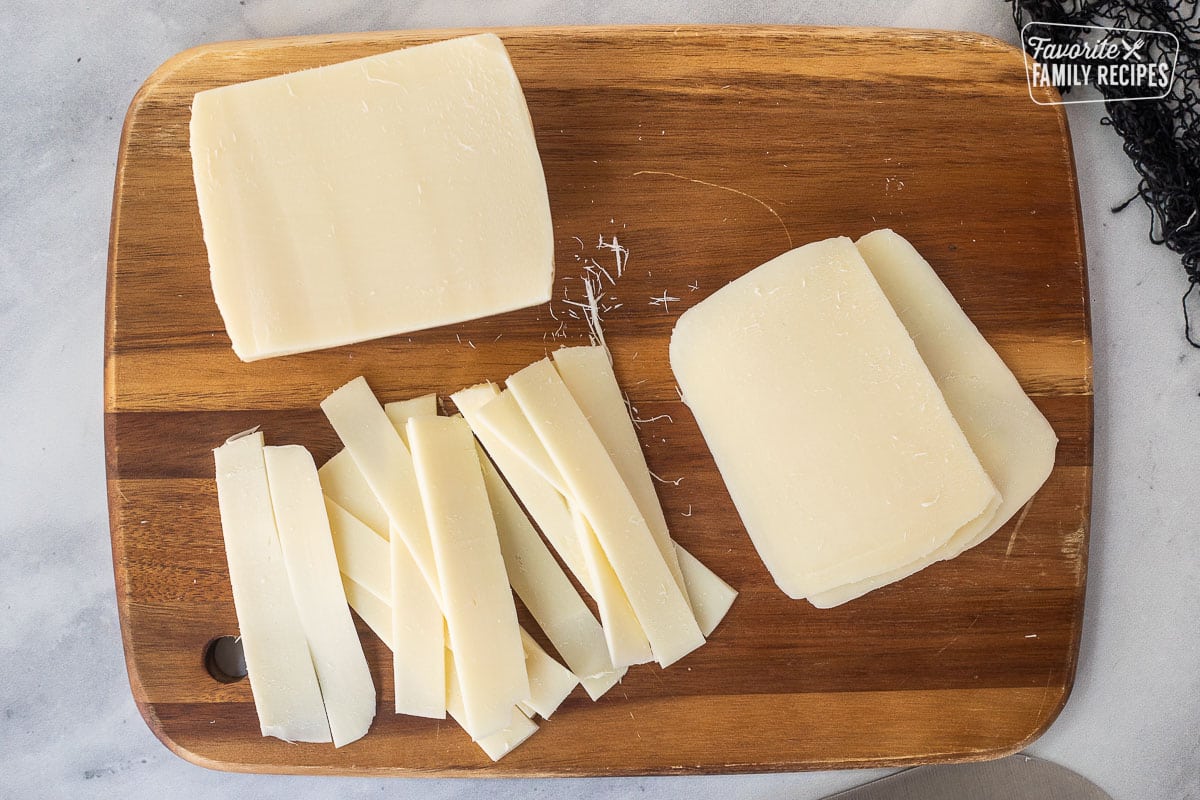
[824,754,1112,799]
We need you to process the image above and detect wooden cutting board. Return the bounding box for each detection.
[105,25,1092,776]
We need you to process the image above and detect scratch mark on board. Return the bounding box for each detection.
[1006,498,1036,558]
[632,170,794,248]
[935,614,981,656]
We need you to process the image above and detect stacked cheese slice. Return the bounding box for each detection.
[670,230,1058,607]
[214,345,736,760]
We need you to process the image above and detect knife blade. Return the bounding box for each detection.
[824,754,1112,800]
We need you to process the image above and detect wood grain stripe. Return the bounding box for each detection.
[145,685,1064,776]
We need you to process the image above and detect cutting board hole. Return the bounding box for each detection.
[205,636,247,683]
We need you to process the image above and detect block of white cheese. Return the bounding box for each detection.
[475,442,625,699]
[506,358,705,667]
[263,445,376,747]
[407,415,529,739]
[212,432,331,743]
[189,33,554,361]
[551,345,691,606]
[669,236,1000,600]
[807,231,1058,606]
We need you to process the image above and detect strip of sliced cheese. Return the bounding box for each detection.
[551,345,739,633]
[462,377,737,641]
[475,443,625,699]
[473,388,570,497]
[674,544,737,637]
[451,383,592,592]
[212,432,331,743]
[263,444,376,747]
[325,481,446,716]
[507,358,705,668]
[670,236,1000,599]
[408,415,528,739]
[323,386,445,717]
[326,497,389,602]
[446,652,538,760]
[570,506,654,667]
[384,393,438,434]
[321,377,440,600]
[457,382,656,668]
[319,449,391,539]
[389,526,446,718]
[516,629,579,719]
[190,33,555,361]
[335,411,623,701]
[342,539,580,722]
[807,231,1058,606]
[552,345,691,607]
[382,394,445,719]
[342,574,393,648]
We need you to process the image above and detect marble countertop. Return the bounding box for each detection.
[2,1,1196,797]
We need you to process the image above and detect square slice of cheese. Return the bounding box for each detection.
[190,33,554,361]
[669,236,999,600]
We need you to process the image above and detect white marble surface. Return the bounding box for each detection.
[2,1,1197,797]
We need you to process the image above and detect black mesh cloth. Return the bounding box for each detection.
[1011,1,1200,345]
